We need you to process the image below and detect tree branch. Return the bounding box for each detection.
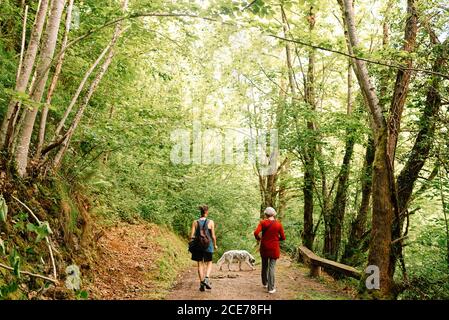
[242,0,259,11]
[0,263,58,284]
[269,35,449,79]
[40,131,70,156]
[10,195,58,281]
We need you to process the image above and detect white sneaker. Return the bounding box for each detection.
[268,289,276,294]
[263,284,268,288]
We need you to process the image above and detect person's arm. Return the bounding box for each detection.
[254,221,263,241]
[210,220,218,249]
[279,223,286,241]
[190,221,197,240]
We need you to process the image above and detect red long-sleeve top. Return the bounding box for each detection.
[254,219,286,259]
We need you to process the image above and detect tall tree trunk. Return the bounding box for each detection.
[36,0,75,158]
[14,0,66,177]
[378,1,393,106]
[324,63,355,260]
[390,37,447,281]
[341,0,394,297]
[281,5,315,248]
[4,4,29,154]
[340,2,390,265]
[301,6,317,250]
[51,0,129,170]
[1,0,50,149]
[258,159,289,218]
[277,179,287,219]
[341,0,418,297]
[317,147,330,248]
[16,5,29,85]
[52,48,115,169]
[275,79,289,219]
[52,41,113,141]
[385,0,418,282]
[302,158,315,250]
[259,171,278,214]
[370,127,395,296]
[341,136,375,265]
[386,0,418,160]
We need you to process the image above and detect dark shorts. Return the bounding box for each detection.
[191,251,213,262]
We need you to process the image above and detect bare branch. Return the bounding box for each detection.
[0,263,58,284]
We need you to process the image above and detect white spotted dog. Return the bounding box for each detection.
[216,250,256,271]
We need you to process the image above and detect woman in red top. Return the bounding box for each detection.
[254,207,286,294]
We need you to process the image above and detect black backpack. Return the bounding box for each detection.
[188,219,210,253]
[197,219,210,249]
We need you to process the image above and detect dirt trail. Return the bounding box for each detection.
[85,223,163,299]
[85,223,355,300]
[167,257,355,300]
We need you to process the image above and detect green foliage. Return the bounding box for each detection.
[0,280,19,300]
[146,225,191,299]
[12,212,28,232]
[3,89,42,109]
[400,224,449,299]
[75,290,89,300]
[0,238,5,255]
[0,194,7,223]
[26,222,52,243]
[8,249,21,278]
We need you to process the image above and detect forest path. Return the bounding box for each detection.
[84,222,355,300]
[167,256,355,300]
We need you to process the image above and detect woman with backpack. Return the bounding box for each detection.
[190,205,218,291]
[254,207,286,294]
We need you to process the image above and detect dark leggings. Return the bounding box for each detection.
[261,257,277,291]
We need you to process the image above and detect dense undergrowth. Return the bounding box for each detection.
[0,172,92,299]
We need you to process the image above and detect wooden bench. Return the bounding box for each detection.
[298,246,361,279]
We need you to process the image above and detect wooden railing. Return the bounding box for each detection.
[298,246,361,279]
